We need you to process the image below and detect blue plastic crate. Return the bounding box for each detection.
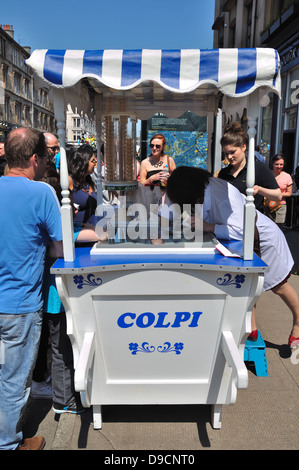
[244,330,268,377]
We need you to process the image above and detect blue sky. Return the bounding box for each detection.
[2,0,215,51]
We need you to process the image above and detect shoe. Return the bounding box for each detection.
[288,335,299,349]
[52,401,86,414]
[248,330,258,342]
[18,436,46,450]
[30,380,52,399]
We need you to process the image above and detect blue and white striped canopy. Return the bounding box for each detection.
[26,48,280,98]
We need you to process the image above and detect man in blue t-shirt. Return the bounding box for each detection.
[0,128,63,450]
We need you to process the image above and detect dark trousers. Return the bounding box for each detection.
[33,312,80,406]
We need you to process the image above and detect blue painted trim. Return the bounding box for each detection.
[51,241,268,271]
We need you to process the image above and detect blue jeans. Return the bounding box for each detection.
[0,309,43,450]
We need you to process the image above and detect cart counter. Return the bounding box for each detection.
[51,239,267,429]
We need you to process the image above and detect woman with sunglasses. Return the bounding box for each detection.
[139,134,176,189]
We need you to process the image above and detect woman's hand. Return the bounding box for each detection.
[190,215,215,234]
[151,171,162,183]
[159,171,169,186]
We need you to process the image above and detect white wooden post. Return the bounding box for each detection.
[53,88,75,262]
[207,112,214,173]
[242,93,259,260]
[214,105,223,174]
[95,95,103,206]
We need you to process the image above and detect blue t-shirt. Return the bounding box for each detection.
[0,176,62,314]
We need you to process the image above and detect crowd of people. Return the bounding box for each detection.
[0,128,63,450]
[0,129,107,450]
[0,124,298,450]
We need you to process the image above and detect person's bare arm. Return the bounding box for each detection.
[283,184,293,199]
[253,185,282,201]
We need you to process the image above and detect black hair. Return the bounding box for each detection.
[167,166,211,210]
[67,144,95,189]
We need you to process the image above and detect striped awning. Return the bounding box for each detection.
[26,48,280,98]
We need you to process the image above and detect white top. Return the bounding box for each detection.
[163,177,293,292]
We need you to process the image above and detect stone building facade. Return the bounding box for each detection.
[0,24,55,139]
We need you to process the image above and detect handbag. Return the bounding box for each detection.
[263,198,281,213]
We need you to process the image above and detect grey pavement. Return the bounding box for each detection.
[22,228,299,451]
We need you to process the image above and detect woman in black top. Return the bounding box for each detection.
[218,122,281,213]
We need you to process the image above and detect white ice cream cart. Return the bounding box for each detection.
[26,48,280,429]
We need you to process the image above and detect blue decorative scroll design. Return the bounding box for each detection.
[216,273,245,289]
[73,274,103,289]
[157,342,184,355]
[129,342,155,355]
[129,342,184,355]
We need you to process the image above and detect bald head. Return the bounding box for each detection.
[44,133,59,161]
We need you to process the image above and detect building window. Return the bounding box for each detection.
[12,49,19,67]
[15,101,21,124]
[0,37,6,57]
[24,106,30,126]
[73,117,80,127]
[41,90,48,107]
[24,79,29,99]
[73,132,81,141]
[1,64,8,86]
[268,0,285,25]
[43,114,47,129]
[285,106,297,130]
[33,109,38,128]
[284,67,299,131]
[14,72,21,94]
[4,97,9,121]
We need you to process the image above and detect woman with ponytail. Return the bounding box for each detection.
[218,122,281,213]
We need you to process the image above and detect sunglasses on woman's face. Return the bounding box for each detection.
[150,144,161,149]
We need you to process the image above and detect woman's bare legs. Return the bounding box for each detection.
[272,281,299,338]
[250,281,299,343]
[251,305,257,331]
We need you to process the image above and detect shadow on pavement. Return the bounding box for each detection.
[22,397,55,439]
[76,404,213,449]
